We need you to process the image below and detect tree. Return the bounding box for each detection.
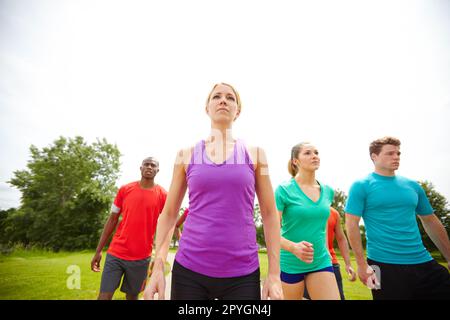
[0,208,31,251]
[170,207,187,248]
[0,208,10,244]
[417,181,450,252]
[7,136,120,251]
[253,204,266,248]
[331,188,348,233]
[331,189,347,217]
[253,203,262,227]
[359,224,367,248]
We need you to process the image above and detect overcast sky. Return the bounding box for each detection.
[1,0,449,210]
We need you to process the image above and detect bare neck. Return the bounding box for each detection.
[295,170,317,186]
[207,125,235,145]
[139,178,155,189]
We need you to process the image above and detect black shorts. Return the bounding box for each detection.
[367,258,450,300]
[99,253,150,295]
[171,260,261,300]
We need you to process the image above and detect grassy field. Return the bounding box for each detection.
[0,248,447,300]
[0,249,108,300]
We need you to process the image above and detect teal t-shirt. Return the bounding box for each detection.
[275,178,334,274]
[345,172,433,264]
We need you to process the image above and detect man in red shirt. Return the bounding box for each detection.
[91,157,167,300]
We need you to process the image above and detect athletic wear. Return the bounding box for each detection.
[367,258,450,300]
[327,208,339,265]
[175,140,259,278]
[100,253,150,295]
[332,264,345,300]
[280,266,334,284]
[275,178,334,274]
[345,173,433,264]
[107,182,167,261]
[171,260,261,300]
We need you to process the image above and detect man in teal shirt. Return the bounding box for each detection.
[345,136,450,300]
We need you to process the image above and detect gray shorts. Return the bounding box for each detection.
[100,253,150,295]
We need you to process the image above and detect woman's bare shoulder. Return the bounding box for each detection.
[174,145,196,170]
[246,145,268,165]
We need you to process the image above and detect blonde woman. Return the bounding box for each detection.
[144,83,283,300]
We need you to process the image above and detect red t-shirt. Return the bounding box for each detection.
[107,182,167,260]
[327,207,339,265]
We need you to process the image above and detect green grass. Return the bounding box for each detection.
[0,248,447,300]
[0,248,172,300]
[0,249,114,300]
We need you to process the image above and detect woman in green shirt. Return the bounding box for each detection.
[275,142,339,300]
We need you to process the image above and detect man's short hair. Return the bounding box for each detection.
[369,136,401,156]
[142,157,159,166]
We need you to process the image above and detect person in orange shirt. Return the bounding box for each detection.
[304,207,356,300]
[91,157,167,300]
[174,208,189,241]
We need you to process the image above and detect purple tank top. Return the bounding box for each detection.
[175,139,259,277]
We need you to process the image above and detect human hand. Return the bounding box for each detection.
[292,241,314,263]
[143,260,166,300]
[262,274,284,300]
[346,264,357,282]
[357,263,380,289]
[91,252,102,272]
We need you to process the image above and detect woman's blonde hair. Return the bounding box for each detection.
[287,142,310,177]
[205,83,242,113]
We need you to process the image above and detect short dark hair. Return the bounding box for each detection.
[369,137,401,156]
[142,157,159,166]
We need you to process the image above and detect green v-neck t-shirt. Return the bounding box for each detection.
[275,178,334,274]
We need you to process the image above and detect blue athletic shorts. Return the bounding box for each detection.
[281,266,334,284]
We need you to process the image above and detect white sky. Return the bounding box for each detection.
[1,0,449,210]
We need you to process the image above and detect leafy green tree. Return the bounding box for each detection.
[331,189,347,217]
[0,208,10,243]
[417,181,450,251]
[8,136,120,251]
[253,204,266,248]
[253,203,262,227]
[0,208,30,248]
[171,207,187,248]
[359,224,367,248]
[331,188,348,235]
[0,208,24,252]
